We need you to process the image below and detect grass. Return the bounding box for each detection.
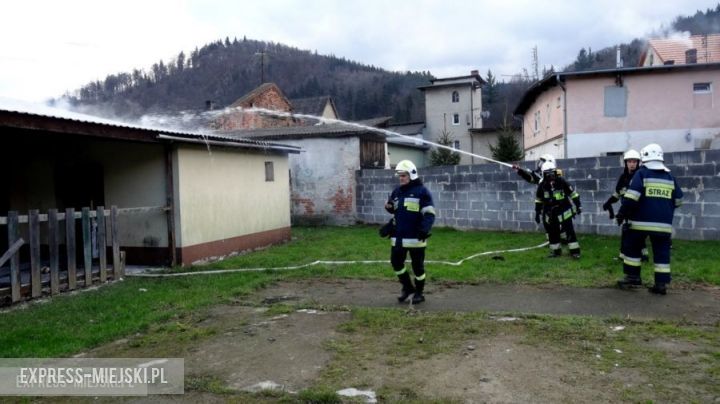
[179,226,720,287]
[1,225,717,363]
[315,307,720,402]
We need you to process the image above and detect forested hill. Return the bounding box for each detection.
[64,37,434,122]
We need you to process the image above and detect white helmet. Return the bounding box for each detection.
[640,143,663,163]
[538,154,556,169]
[395,160,419,180]
[623,149,641,161]
[540,161,556,172]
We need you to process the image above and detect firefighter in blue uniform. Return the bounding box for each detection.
[616,144,682,295]
[535,160,582,258]
[603,149,649,262]
[384,160,435,304]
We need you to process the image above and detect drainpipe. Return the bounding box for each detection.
[556,74,568,159]
[164,144,177,266]
[469,83,474,164]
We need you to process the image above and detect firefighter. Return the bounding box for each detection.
[514,154,570,245]
[513,154,557,184]
[616,144,682,295]
[535,161,582,258]
[384,160,435,304]
[603,149,649,261]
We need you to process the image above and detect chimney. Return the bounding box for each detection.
[616,46,623,68]
[470,69,479,76]
[205,100,215,111]
[686,48,697,64]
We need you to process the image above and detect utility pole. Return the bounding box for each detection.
[531,46,539,81]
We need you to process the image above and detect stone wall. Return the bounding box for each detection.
[356,150,720,240]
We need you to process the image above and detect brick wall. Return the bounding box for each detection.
[356,149,720,240]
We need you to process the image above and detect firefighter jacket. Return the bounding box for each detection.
[606,168,636,205]
[535,176,581,223]
[619,166,683,233]
[518,167,564,185]
[385,179,436,248]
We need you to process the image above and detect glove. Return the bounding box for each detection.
[602,200,612,211]
[418,230,431,241]
[534,212,541,224]
[575,206,582,215]
[378,218,395,238]
[615,212,625,226]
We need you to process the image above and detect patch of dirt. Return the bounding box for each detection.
[86,305,351,394]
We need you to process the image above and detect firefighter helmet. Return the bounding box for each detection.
[395,160,419,180]
[640,144,663,162]
[623,149,641,161]
[537,154,556,169]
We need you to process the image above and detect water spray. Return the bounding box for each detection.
[227,107,515,168]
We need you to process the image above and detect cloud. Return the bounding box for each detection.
[0,0,716,101]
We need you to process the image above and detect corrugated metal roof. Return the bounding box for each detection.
[0,97,301,153]
[220,122,385,141]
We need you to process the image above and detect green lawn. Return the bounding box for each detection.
[1,226,717,359]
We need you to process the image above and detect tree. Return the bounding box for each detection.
[489,124,524,163]
[430,129,461,166]
[485,69,497,105]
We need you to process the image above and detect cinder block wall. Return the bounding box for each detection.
[356,150,720,240]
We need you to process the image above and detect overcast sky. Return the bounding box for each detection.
[1,0,717,102]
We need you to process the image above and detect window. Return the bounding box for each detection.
[533,111,541,134]
[452,113,460,125]
[693,82,712,93]
[556,95,561,108]
[453,140,460,149]
[604,86,627,117]
[546,104,551,128]
[451,91,459,103]
[265,161,274,181]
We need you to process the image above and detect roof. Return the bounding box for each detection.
[0,97,301,153]
[219,122,386,141]
[645,34,720,65]
[418,72,486,90]
[386,136,430,150]
[353,116,393,128]
[386,122,425,136]
[229,82,290,108]
[513,62,720,115]
[290,96,338,118]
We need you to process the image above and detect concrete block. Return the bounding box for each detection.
[674,228,702,241]
[686,164,717,177]
[572,157,599,169]
[485,201,505,211]
[676,176,701,190]
[677,202,702,217]
[701,190,720,203]
[574,179,598,192]
[666,151,703,165]
[696,215,720,230]
[703,202,720,216]
[703,176,720,190]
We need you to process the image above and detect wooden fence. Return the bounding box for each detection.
[0,206,127,306]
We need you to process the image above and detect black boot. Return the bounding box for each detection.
[547,249,562,258]
[397,272,415,303]
[617,276,642,289]
[648,284,667,295]
[411,279,425,304]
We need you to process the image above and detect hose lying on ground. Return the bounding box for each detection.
[126,241,549,278]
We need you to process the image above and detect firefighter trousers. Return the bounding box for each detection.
[544,218,579,255]
[621,228,671,285]
[391,245,426,292]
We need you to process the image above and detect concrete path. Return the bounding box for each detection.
[254,279,720,324]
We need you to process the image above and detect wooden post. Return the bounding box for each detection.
[7,211,21,302]
[82,207,92,286]
[97,206,107,282]
[29,210,41,298]
[48,209,60,295]
[65,208,77,290]
[119,251,126,277]
[111,206,120,280]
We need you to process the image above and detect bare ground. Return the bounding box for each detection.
[35,279,720,403]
